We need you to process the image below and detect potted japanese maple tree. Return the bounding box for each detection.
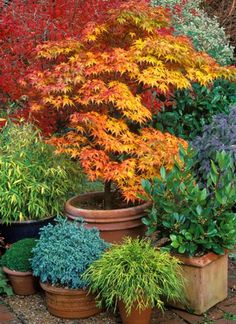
[27,1,235,242]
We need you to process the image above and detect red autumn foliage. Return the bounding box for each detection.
[8,107,71,136]
[0,0,135,103]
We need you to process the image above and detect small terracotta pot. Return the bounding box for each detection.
[64,192,152,243]
[40,282,101,319]
[118,301,152,324]
[3,266,37,295]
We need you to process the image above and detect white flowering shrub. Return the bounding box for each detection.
[151,0,234,65]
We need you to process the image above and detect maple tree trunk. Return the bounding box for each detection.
[104,180,112,210]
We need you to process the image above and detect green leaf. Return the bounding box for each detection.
[210,160,218,175]
[200,189,207,201]
[170,234,177,241]
[160,167,166,180]
[141,179,152,195]
[142,217,151,226]
[196,205,202,216]
[210,172,218,185]
[184,232,192,240]
[178,245,186,254]
[171,240,179,249]
[215,191,223,204]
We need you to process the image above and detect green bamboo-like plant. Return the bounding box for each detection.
[0,122,85,223]
[83,237,185,314]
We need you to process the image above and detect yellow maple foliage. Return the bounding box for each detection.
[28,0,236,203]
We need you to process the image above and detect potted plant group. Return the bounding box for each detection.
[142,148,236,314]
[31,217,109,319]
[83,237,184,324]
[2,238,37,295]
[0,122,84,243]
[27,2,235,242]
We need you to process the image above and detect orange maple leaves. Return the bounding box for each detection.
[28,0,236,201]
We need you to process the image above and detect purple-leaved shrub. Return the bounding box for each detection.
[192,106,236,181]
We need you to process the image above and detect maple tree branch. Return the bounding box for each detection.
[228,0,236,16]
[136,83,144,95]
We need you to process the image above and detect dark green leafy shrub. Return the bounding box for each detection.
[155,80,236,140]
[2,238,37,272]
[31,217,109,289]
[192,106,236,181]
[0,122,85,223]
[142,148,236,256]
[83,237,184,314]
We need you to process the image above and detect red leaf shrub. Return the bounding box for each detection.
[0,0,134,102]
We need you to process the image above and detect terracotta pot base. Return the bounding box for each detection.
[64,192,152,243]
[118,301,152,324]
[40,282,101,319]
[3,267,37,295]
[169,252,228,314]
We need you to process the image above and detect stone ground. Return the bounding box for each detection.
[0,254,235,324]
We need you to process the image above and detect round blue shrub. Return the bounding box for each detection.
[31,217,109,289]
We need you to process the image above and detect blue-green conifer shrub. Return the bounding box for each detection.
[31,217,109,289]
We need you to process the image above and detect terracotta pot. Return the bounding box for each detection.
[118,301,152,324]
[40,282,101,319]
[169,252,228,314]
[3,266,37,295]
[64,192,152,243]
[0,216,55,244]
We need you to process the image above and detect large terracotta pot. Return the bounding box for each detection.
[40,282,101,319]
[118,301,152,324]
[64,192,152,243]
[169,252,228,314]
[0,216,55,244]
[3,266,37,295]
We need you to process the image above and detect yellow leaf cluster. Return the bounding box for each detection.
[28,0,236,201]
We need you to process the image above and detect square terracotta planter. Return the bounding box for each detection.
[170,252,228,315]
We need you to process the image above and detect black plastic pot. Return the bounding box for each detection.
[0,216,55,244]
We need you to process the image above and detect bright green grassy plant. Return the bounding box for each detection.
[83,237,184,315]
[31,217,109,289]
[142,148,236,256]
[0,122,85,223]
[2,238,37,272]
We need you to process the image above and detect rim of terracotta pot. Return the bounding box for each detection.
[0,215,54,225]
[40,282,89,295]
[2,266,32,276]
[174,251,227,268]
[65,192,152,221]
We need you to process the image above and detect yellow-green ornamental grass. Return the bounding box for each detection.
[83,238,185,315]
